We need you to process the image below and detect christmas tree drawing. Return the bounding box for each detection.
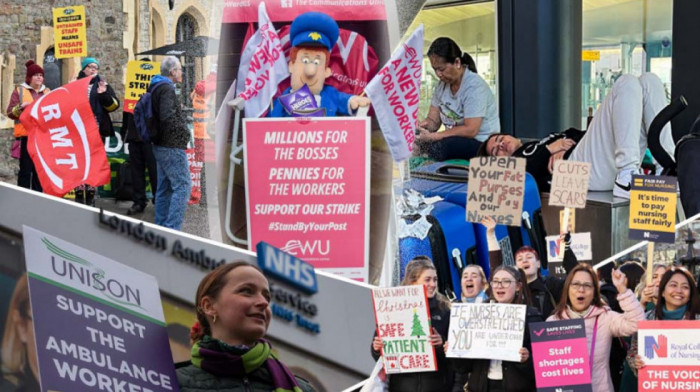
[410,308,426,338]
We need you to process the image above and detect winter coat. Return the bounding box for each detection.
[150,75,190,149]
[454,306,543,392]
[77,72,120,138]
[547,289,644,392]
[371,296,458,392]
[176,361,314,392]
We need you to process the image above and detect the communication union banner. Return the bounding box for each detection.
[243,117,370,282]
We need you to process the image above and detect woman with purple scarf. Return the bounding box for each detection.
[176,262,315,392]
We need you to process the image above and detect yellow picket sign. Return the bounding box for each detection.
[53,6,87,59]
[123,61,161,113]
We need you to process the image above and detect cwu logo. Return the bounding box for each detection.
[644,334,668,359]
[282,239,330,256]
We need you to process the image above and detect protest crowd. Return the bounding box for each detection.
[4,3,700,392]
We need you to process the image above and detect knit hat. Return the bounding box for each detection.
[81,57,99,70]
[25,60,44,84]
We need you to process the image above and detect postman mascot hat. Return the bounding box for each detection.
[289,12,339,51]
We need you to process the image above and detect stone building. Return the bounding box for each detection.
[0,0,222,180]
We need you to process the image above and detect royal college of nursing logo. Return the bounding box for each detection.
[644,334,668,359]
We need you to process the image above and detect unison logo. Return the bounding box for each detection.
[43,237,143,309]
[644,334,668,359]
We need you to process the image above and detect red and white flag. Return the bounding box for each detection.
[365,25,424,162]
[235,2,288,118]
[20,77,110,197]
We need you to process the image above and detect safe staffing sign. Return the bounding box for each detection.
[243,117,370,282]
[53,6,87,58]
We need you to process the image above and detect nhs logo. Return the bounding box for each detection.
[256,242,318,294]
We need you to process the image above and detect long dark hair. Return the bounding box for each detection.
[553,263,606,319]
[655,267,700,320]
[487,265,532,306]
[427,37,477,73]
[402,256,451,311]
[619,261,645,291]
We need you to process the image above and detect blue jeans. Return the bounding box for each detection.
[152,145,190,230]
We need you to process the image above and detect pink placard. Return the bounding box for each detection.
[244,117,370,281]
[530,319,592,391]
[637,320,700,391]
[223,0,387,23]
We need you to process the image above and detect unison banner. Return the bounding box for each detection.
[244,117,370,281]
[23,226,178,392]
[637,320,700,391]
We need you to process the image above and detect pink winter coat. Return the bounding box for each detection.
[547,289,644,392]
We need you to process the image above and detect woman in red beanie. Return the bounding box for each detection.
[6,60,50,192]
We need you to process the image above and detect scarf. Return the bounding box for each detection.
[565,305,594,319]
[662,304,687,320]
[191,336,303,392]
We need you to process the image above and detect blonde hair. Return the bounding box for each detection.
[462,265,488,289]
[1,275,30,378]
[401,256,451,311]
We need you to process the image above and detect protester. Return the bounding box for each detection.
[622,267,700,392]
[461,264,488,303]
[478,73,674,199]
[452,265,541,392]
[414,37,499,161]
[0,275,40,391]
[176,261,314,391]
[371,256,460,391]
[491,232,578,318]
[6,60,49,192]
[151,56,191,230]
[74,57,120,205]
[547,263,644,392]
[123,58,158,215]
[639,262,668,311]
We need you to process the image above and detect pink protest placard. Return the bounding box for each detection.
[637,320,700,391]
[530,319,592,392]
[244,117,370,281]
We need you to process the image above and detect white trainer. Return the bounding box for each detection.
[613,168,640,199]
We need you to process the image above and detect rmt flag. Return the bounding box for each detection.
[235,2,288,118]
[365,24,423,162]
[20,76,110,196]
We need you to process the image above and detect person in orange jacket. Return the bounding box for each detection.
[6,60,50,192]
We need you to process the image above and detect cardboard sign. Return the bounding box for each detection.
[244,118,370,282]
[546,232,592,262]
[637,320,700,391]
[549,160,591,209]
[22,226,178,392]
[467,156,527,227]
[629,175,677,243]
[124,61,161,113]
[371,286,436,374]
[530,319,592,391]
[53,6,87,58]
[446,303,526,362]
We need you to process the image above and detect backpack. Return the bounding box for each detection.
[133,81,167,143]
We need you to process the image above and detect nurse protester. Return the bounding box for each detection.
[547,264,644,392]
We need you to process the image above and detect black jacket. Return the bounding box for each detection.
[151,81,190,149]
[176,362,314,392]
[79,72,120,138]
[455,306,543,392]
[371,297,458,392]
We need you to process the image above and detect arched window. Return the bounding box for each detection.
[43,48,62,90]
[176,13,197,109]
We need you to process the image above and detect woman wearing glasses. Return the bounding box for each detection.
[453,265,542,392]
[620,267,700,392]
[547,263,644,392]
[414,37,499,161]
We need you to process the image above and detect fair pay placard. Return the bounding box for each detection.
[371,286,436,374]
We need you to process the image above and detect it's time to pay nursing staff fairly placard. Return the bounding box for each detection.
[23,226,178,392]
[244,117,370,282]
